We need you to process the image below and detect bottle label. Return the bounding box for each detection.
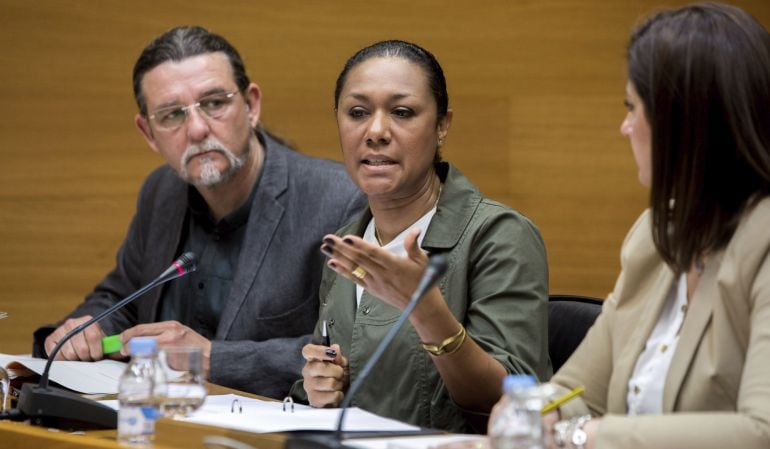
[118,405,157,437]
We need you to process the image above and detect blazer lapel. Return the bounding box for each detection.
[217,143,287,339]
[607,266,674,413]
[662,252,722,412]
[145,174,188,322]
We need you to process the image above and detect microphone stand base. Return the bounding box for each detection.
[17,382,117,430]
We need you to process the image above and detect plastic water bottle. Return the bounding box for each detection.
[489,374,549,449]
[118,338,166,445]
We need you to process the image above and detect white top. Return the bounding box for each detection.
[626,272,689,415]
[356,206,437,307]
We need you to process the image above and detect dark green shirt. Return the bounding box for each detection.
[158,182,258,339]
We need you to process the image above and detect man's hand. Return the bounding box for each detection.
[44,315,106,361]
[119,321,212,378]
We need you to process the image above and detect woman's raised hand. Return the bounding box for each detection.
[320,228,428,310]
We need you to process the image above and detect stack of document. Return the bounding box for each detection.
[104,394,421,433]
[0,353,126,394]
[1,353,485,445]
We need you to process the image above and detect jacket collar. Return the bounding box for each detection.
[610,198,770,413]
[608,262,675,413]
[607,254,719,413]
[215,132,290,338]
[145,171,188,323]
[348,163,483,251]
[661,251,722,411]
[421,163,483,251]
[663,198,770,410]
[146,132,289,328]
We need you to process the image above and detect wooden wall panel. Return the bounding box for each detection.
[1,0,768,353]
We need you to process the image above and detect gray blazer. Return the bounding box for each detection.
[34,133,366,398]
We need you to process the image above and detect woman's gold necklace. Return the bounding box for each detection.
[374,226,385,247]
[374,184,443,247]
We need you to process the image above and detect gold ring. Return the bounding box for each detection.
[351,266,367,280]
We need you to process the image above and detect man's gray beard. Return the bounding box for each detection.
[179,138,250,188]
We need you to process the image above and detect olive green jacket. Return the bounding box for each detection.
[291,163,551,432]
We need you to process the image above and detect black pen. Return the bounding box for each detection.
[322,320,331,347]
[322,320,337,358]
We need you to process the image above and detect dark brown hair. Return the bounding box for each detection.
[334,40,448,120]
[628,2,770,273]
[334,40,449,163]
[132,26,250,116]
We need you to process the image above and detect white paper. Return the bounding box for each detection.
[344,434,485,449]
[0,353,126,394]
[101,394,421,433]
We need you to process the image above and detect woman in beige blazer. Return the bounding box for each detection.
[529,3,770,449]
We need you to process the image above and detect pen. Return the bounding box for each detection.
[541,386,585,414]
[322,320,331,347]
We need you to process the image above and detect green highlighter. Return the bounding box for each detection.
[101,335,123,355]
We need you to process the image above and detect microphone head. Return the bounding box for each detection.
[177,252,197,274]
[427,254,448,277]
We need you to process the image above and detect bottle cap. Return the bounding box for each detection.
[502,374,537,393]
[128,337,157,356]
[101,335,123,354]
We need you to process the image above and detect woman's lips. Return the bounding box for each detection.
[362,158,396,166]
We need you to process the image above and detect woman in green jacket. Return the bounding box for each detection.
[292,40,550,432]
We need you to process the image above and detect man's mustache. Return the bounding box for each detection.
[182,142,229,165]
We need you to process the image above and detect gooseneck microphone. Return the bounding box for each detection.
[38,252,197,389]
[16,252,197,429]
[286,254,448,449]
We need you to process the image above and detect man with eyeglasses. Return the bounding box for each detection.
[32,26,365,398]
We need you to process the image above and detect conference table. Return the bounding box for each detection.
[0,382,469,449]
[0,384,288,449]
[1,417,288,449]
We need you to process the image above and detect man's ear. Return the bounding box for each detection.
[243,83,262,129]
[135,114,160,154]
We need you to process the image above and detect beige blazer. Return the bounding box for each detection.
[552,198,770,449]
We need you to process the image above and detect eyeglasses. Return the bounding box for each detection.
[148,91,239,131]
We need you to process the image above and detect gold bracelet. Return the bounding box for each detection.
[421,325,467,356]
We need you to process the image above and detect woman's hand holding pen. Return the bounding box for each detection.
[301,343,349,408]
